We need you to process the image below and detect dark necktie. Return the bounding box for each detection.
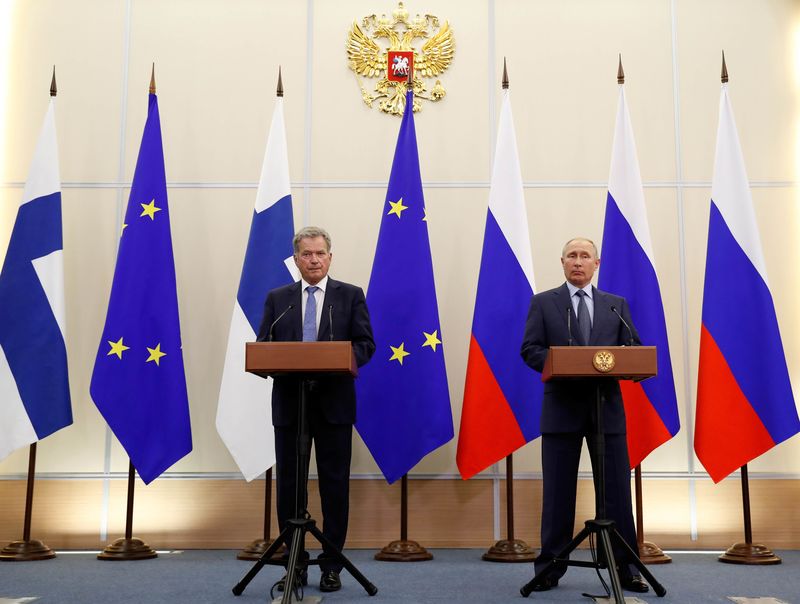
[576,289,591,345]
[303,286,319,342]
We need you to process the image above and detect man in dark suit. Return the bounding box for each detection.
[256,226,375,593]
[520,237,648,593]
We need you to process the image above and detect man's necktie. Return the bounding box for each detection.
[576,289,591,345]
[303,286,319,342]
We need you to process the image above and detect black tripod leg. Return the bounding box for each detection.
[610,528,667,597]
[232,527,291,596]
[307,524,378,596]
[597,528,625,603]
[520,526,592,596]
[281,525,308,604]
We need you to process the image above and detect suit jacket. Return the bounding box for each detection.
[256,278,375,426]
[520,283,641,434]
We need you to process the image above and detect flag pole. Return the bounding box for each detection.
[0,443,55,561]
[713,54,776,567]
[235,68,285,563]
[0,68,61,563]
[373,70,433,564]
[481,60,535,564]
[374,474,432,561]
[719,463,779,564]
[96,67,159,562]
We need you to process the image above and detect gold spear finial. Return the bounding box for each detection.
[502,57,509,90]
[721,50,728,83]
[149,63,156,94]
[50,66,57,97]
[277,66,283,97]
[617,54,625,84]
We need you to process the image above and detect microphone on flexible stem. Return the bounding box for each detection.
[328,305,334,341]
[611,305,635,347]
[566,306,574,346]
[268,304,294,342]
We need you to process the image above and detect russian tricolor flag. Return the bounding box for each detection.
[598,83,680,468]
[456,88,542,480]
[695,83,799,483]
[0,97,72,461]
[216,91,296,481]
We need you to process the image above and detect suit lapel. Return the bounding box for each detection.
[553,284,575,342]
[287,281,303,341]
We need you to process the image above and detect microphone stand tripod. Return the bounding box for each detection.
[233,378,377,602]
[521,381,666,602]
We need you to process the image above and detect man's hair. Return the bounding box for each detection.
[561,237,598,259]
[293,226,332,254]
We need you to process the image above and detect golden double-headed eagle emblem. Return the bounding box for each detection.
[347,2,455,116]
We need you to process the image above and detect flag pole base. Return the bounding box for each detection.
[236,538,284,561]
[0,539,55,561]
[482,538,537,563]
[719,542,781,565]
[97,537,157,561]
[374,540,433,562]
[638,540,672,564]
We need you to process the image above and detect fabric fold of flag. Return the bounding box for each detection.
[0,98,72,461]
[456,89,541,480]
[355,91,453,484]
[598,85,680,468]
[695,84,799,483]
[216,96,296,481]
[90,93,192,485]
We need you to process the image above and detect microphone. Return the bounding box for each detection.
[611,305,635,346]
[566,306,574,346]
[268,304,294,342]
[328,305,334,341]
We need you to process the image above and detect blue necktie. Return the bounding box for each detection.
[576,289,591,345]
[303,286,319,342]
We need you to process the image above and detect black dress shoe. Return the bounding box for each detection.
[276,569,308,592]
[531,576,559,592]
[620,574,649,593]
[320,570,342,592]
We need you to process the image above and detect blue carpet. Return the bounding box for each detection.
[0,549,797,603]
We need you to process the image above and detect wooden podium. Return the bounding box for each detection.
[245,341,358,378]
[541,345,657,382]
[521,345,665,603]
[233,341,376,602]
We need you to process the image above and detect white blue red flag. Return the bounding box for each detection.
[456,88,542,479]
[695,84,799,483]
[216,95,296,481]
[0,98,72,461]
[598,84,680,467]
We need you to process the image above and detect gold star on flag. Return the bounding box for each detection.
[107,337,130,360]
[121,223,128,234]
[422,207,428,222]
[146,343,167,366]
[387,198,408,218]
[422,330,442,352]
[140,199,162,220]
[389,342,410,365]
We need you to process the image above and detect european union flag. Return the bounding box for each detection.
[355,91,453,484]
[90,93,191,485]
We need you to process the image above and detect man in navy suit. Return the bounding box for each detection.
[520,237,648,593]
[257,226,375,593]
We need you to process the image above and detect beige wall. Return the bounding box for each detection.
[1,0,799,547]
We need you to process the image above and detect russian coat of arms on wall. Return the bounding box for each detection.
[347,2,455,116]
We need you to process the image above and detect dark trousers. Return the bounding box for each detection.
[536,432,638,579]
[275,405,352,573]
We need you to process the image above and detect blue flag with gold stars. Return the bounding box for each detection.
[90,93,191,485]
[355,91,453,484]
